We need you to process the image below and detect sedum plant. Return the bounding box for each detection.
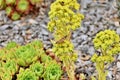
[0,0,43,20]
[48,0,84,80]
[91,30,120,80]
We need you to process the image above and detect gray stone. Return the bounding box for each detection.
[107,71,113,80]
[116,28,120,35]
[28,19,38,24]
[41,28,49,35]
[0,25,9,31]
[117,62,120,68]
[80,35,88,41]
[12,20,21,24]
[80,26,88,33]
[72,32,78,38]
[80,45,89,54]
[117,54,120,60]
[13,25,19,30]
[88,46,95,55]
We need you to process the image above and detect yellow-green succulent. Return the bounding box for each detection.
[91,30,120,80]
[48,0,84,80]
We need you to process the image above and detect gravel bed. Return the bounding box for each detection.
[0,0,120,80]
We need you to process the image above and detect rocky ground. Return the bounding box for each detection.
[0,0,120,80]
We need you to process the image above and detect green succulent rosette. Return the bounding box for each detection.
[17,68,38,80]
[43,61,62,80]
[30,62,44,77]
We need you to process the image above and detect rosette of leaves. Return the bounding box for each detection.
[17,68,38,80]
[0,60,18,80]
[43,61,62,80]
[2,60,18,75]
[11,11,21,20]
[91,30,120,80]
[14,45,39,67]
[16,0,30,14]
[30,62,44,77]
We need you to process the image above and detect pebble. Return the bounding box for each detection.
[114,21,120,27]
[117,54,120,60]
[28,19,38,24]
[88,46,95,55]
[116,28,120,34]
[117,62,120,68]
[0,25,9,31]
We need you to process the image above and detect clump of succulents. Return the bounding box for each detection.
[0,0,43,20]
[0,40,63,80]
[91,30,120,80]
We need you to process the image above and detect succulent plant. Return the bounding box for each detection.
[2,60,18,75]
[30,62,44,77]
[91,30,120,80]
[14,45,38,66]
[48,0,84,79]
[11,11,21,20]
[43,61,62,80]
[16,0,30,14]
[17,68,38,80]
